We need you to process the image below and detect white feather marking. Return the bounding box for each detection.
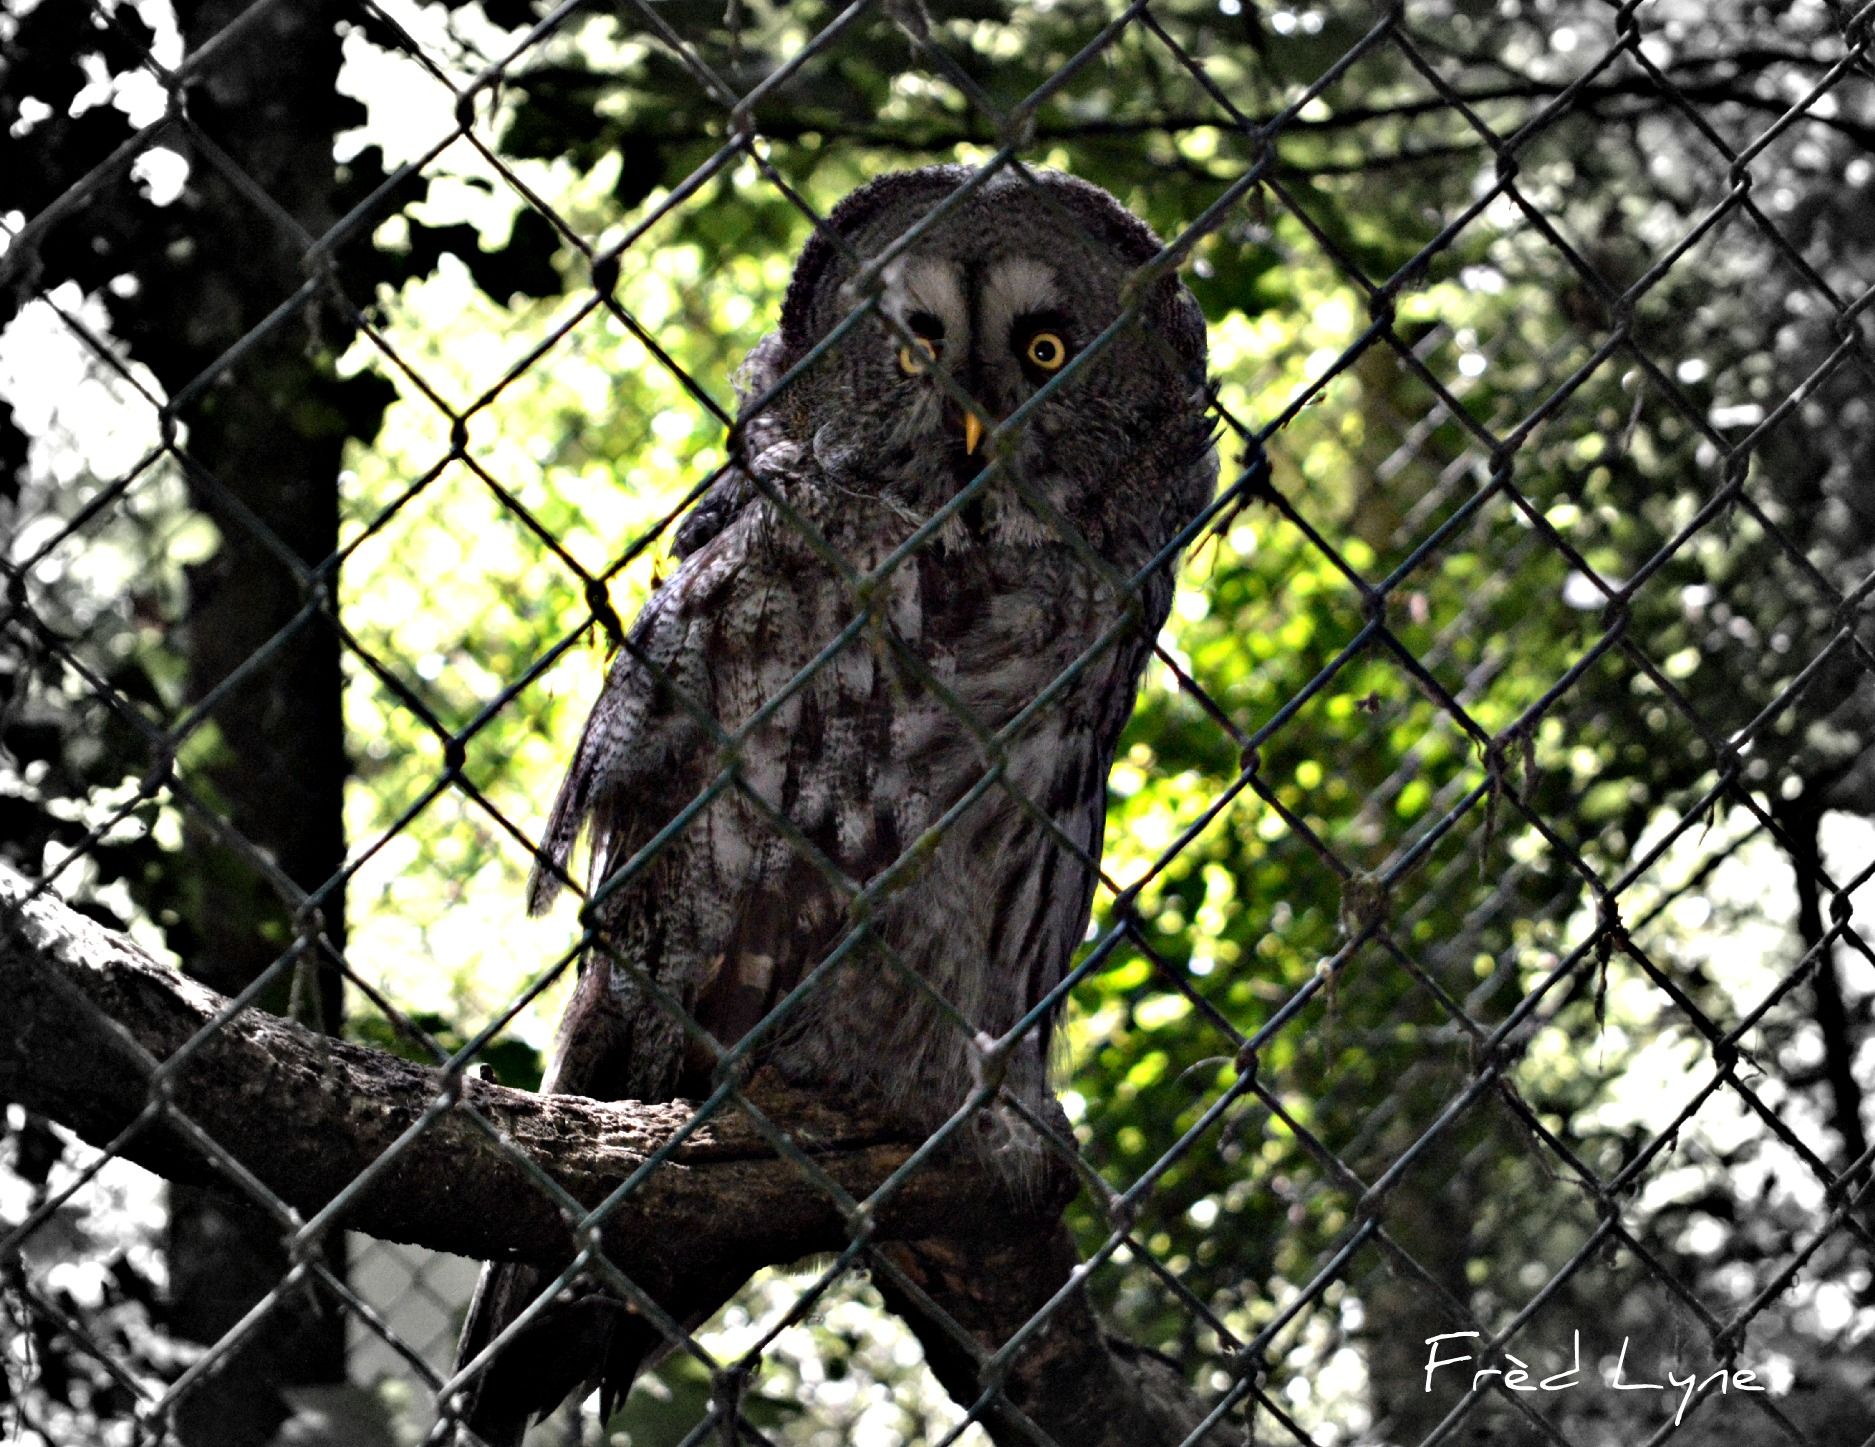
[980,258,1059,333]
[878,256,968,342]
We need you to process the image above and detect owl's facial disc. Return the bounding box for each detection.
[882,253,1089,475]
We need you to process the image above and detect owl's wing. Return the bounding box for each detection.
[523,532,742,918]
[526,329,794,912]
[670,331,789,559]
[457,527,757,1446]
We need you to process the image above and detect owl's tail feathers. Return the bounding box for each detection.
[440,1261,635,1447]
[440,1257,752,1445]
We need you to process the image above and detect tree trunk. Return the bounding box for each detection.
[150,5,359,1440]
[1781,797,1870,1177]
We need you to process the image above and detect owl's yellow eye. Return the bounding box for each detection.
[1025,331,1067,371]
[898,337,939,374]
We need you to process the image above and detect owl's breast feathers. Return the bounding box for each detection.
[526,435,1207,1114]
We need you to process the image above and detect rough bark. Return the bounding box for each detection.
[1,866,1228,1444]
[0,865,1050,1270]
[878,1230,1239,1446]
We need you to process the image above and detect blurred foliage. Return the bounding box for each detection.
[5,1,1875,1444]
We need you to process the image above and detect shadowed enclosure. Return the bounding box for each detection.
[3,2,1874,1445]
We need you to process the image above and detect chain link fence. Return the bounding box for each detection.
[4,1,1875,1444]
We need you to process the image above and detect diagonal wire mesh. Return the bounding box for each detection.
[4,1,1875,1445]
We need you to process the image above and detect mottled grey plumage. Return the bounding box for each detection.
[453,165,1217,1445]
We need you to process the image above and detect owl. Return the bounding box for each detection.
[451,164,1219,1445]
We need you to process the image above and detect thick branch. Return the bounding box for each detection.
[0,865,1053,1281]
[1,866,1236,1444]
[878,1231,1240,1447]
[510,54,1875,154]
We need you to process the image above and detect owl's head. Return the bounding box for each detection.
[755,165,1215,545]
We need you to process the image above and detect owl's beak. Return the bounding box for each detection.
[962,410,986,456]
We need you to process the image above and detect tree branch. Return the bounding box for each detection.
[506,51,1875,156]
[0,864,1055,1275]
[0,865,1236,1443]
[877,1231,1239,1447]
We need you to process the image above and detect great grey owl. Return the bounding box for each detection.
[451,164,1219,1445]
